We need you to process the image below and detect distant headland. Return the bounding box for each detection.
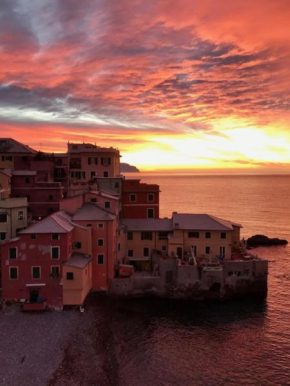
[120,163,140,172]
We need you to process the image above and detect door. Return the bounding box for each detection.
[30,290,39,303]
[191,245,197,257]
[177,247,183,259]
[219,246,226,258]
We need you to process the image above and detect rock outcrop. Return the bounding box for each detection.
[247,234,288,247]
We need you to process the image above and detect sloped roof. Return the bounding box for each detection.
[64,253,92,269]
[172,213,241,231]
[122,218,172,231]
[21,211,74,234]
[72,203,116,221]
[0,138,37,154]
[12,170,37,176]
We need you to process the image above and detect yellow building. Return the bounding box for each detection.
[122,213,241,269]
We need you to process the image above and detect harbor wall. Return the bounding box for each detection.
[109,259,268,300]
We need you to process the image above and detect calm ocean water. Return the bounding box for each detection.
[106,174,290,386]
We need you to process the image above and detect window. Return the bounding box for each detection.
[88,157,92,165]
[0,232,6,240]
[52,233,59,240]
[31,234,37,240]
[141,232,152,240]
[51,266,60,278]
[9,247,17,259]
[103,171,109,178]
[98,223,104,229]
[205,246,211,255]
[16,227,24,235]
[25,177,30,184]
[143,248,149,257]
[115,182,119,188]
[130,194,137,202]
[73,242,82,249]
[128,249,133,257]
[188,232,199,238]
[147,194,154,202]
[158,231,168,240]
[221,232,227,239]
[127,231,133,240]
[91,171,96,179]
[147,208,154,218]
[98,239,104,247]
[118,243,121,251]
[105,202,110,209]
[101,157,111,166]
[205,232,211,239]
[66,272,74,280]
[32,266,40,279]
[94,157,98,165]
[97,254,104,264]
[51,247,59,259]
[162,245,167,251]
[0,214,7,223]
[91,198,97,203]
[18,210,24,220]
[48,195,53,201]
[9,267,18,280]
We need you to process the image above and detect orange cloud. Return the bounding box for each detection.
[0,0,289,170]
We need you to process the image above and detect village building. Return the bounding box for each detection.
[0,170,28,241]
[0,139,268,308]
[122,179,160,219]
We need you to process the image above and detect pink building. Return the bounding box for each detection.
[1,211,93,309]
[11,171,63,220]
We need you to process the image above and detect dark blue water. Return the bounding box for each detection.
[112,174,290,385]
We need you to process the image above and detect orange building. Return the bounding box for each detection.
[122,179,160,219]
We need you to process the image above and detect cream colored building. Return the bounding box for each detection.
[62,254,92,306]
[0,197,28,241]
[122,213,241,269]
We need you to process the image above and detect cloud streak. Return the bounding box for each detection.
[0,0,290,169]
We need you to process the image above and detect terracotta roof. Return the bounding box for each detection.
[172,213,241,231]
[0,138,37,154]
[72,203,116,221]
[122,218,172,231]
[64,253,92,269]
[21,211,74,234]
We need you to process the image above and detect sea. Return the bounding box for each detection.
[102,174,290,386]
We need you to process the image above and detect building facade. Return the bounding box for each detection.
[122,179,160,219]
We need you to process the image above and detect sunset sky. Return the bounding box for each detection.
[0,0,290,171]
